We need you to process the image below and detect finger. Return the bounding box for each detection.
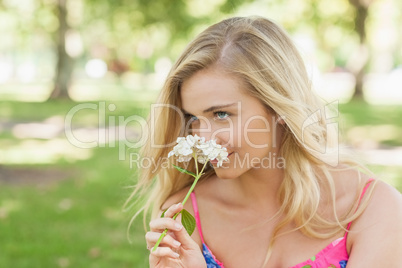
[162,205,197,249]
[145,231,181,249]
[163,203,183,218]
[149,217,183,232]
[149,246,180,267]
[176,211,182,223]
[172,219,199,249]
[150,246,180,259]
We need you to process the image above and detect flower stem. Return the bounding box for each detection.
[181,176,199,207]
[194,153,199,175]
[152,161,209,252]
[152,210,182,252]
[198,161,208,177]
[152,175,200,252]
[181,161,209,206]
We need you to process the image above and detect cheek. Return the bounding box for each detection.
[212,120,272,150]
[241,119,272,149]
[244,130,271,148]
[208,122,237,147]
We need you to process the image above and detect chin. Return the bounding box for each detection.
[214,167,239,180]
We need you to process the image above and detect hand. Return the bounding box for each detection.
[146,203,207,268]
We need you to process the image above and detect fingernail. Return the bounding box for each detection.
[175,203,181,209]
[173,240,181,248]
[172,252,180,258]
[175,223,183,230]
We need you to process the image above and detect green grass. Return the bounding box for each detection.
[0,100,149,267]
[339,99,402,127]
[0,99,401,267]
[0,148,149,267]
[0,100,149,123]
[340,99,402,191]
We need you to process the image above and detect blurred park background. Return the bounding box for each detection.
[0,0,401,267]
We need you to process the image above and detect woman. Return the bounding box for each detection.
[129,16,402,267]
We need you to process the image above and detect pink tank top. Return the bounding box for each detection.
[190,179,374,268]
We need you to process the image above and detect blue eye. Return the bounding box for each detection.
[214,111,229,119]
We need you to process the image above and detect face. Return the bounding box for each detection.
[180,67,284,179]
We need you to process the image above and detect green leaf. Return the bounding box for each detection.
[160,208,195,236]
[180,209,196,236]
[173,164,197,178]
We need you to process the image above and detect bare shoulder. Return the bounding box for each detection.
[355,179,402,225]
[331,167,402,221]
[369,179,402,206]
[330,167,402,264]
[324,167,372,216]
[335,166,402,214]
[347,179,402,265]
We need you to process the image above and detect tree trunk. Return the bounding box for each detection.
[49,0,73,100]
[350,44,369,99]
[348,0,372,100]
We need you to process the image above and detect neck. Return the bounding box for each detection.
[216,166,284,210]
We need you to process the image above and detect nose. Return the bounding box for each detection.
[191,116,213,141]
[195,118,228,147]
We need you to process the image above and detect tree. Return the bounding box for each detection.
[49,0,73,99]
[278,0,374,101]
[347,0,374,100]
[47,0,252,100]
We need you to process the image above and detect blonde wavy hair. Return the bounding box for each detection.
[126,16,375,262]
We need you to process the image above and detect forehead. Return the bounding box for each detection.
[180,68,245,111]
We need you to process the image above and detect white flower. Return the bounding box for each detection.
[185,134,205,147]
[168,135,228,166]
[216,149,229,167]
[196,154,209,164]
[198,140,229,167]
[167,136,193,162]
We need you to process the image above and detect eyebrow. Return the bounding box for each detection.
[203,103,237,113]
[182,103,237,115]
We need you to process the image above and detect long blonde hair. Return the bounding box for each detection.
[126,16,375,262]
